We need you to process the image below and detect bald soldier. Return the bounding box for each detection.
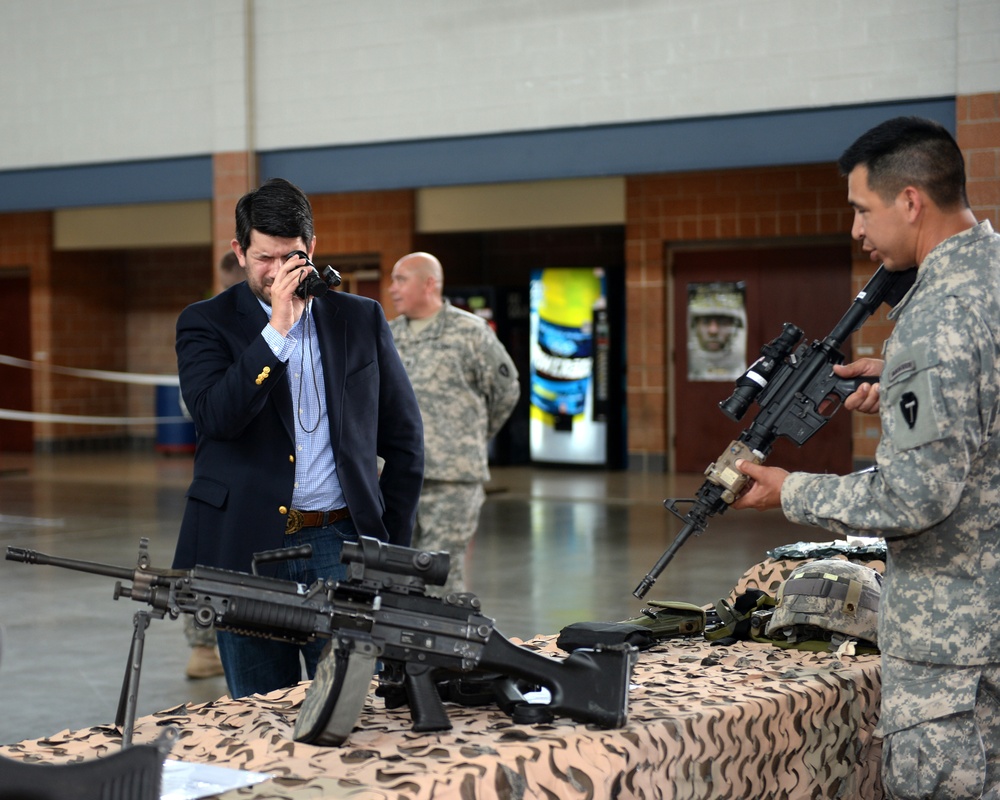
[388,253,520,595]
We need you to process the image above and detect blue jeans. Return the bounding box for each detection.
[216,518,358,698]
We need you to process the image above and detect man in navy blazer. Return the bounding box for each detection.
[173,178,423,697]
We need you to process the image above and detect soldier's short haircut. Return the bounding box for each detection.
[838,116,969,211]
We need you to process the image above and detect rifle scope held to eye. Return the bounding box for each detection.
[718,322,803,421]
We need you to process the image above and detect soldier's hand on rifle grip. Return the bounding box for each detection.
[730,459,788,512]
[833,358,885,414]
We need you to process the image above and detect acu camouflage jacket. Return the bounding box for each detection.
[782,220,1000,666]
[390,300,520,483]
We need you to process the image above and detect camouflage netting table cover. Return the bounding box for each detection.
[0,559,884,799]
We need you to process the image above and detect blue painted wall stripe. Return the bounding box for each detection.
[265,98,956,194]
[0,156,214,213]
[0,98,955,212]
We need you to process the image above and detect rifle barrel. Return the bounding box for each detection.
[632,519,702,599]
[5,546,135,582]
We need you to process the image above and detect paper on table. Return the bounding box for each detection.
[161,759,273,800]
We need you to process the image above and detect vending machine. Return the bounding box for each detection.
[529,266,624,467]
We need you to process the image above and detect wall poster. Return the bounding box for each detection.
[686,281,747,381]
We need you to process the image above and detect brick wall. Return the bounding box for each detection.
[41,250,129,444]
[213,151,255,280]
[123,246,213,437]
[958,91,1000,230]
[0,214,130,450]
[6,98,995,459]
[310,190,416,313]
[0,212,53,441]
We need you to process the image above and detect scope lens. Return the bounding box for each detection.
[719,385,757,421]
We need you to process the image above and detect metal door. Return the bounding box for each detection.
[0,273,33,452]
[671,244,855,475]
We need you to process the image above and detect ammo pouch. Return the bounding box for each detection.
[619,600,706,640]
[704,589,777,645]
[557,622,654,652]
[557,601,706,653]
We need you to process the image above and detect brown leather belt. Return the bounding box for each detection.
[285,507,351,535]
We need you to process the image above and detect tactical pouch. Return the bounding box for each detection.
[705,590,777,644]
[619,600,707,640]
[556,622,655,653]
[557,601,707,653]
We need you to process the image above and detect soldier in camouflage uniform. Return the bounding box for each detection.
[733,117,1000,799]
[388,252,520,595]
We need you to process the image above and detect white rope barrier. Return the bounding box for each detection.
[0,409,187,425]
[0,353,187,426]
[0,354,178,386]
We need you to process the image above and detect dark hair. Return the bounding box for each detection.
[219,250,240,273]
[837,116,968,210]
[234,178,314,252]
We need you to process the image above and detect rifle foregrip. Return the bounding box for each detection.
[218,598,317,640]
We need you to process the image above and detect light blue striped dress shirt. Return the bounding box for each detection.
[259,299,345,512]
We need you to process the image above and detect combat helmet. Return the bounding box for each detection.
[687,284,747,328]
[765,559,882,646]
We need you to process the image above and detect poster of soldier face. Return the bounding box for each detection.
[687,281,747,381]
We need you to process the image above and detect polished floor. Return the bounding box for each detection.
[0,450,807,746]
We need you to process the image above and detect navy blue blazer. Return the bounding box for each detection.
[172,282,423,574]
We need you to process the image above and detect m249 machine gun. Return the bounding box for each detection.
[633,265,917,600]
[7,536,637,747]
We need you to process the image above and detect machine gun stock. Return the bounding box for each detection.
[633,265,916,599]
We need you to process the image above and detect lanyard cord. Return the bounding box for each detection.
[296,305,323,435]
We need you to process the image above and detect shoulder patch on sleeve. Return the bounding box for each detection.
[887,359,916,383]
[883,344,946,451]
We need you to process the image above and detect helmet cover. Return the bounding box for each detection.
[766,559,882,645]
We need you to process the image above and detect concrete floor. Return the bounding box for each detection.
[0,451,807,746]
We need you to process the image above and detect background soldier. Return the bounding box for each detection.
[389,252,520,595]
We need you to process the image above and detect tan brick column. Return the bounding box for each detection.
[957,92,1000,230]
[212,152,257,292]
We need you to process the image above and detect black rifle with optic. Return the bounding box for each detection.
[633,265,917,600]
[7,535,637,747]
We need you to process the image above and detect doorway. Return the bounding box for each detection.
[0,272,33,452]
[670,243,854,475]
